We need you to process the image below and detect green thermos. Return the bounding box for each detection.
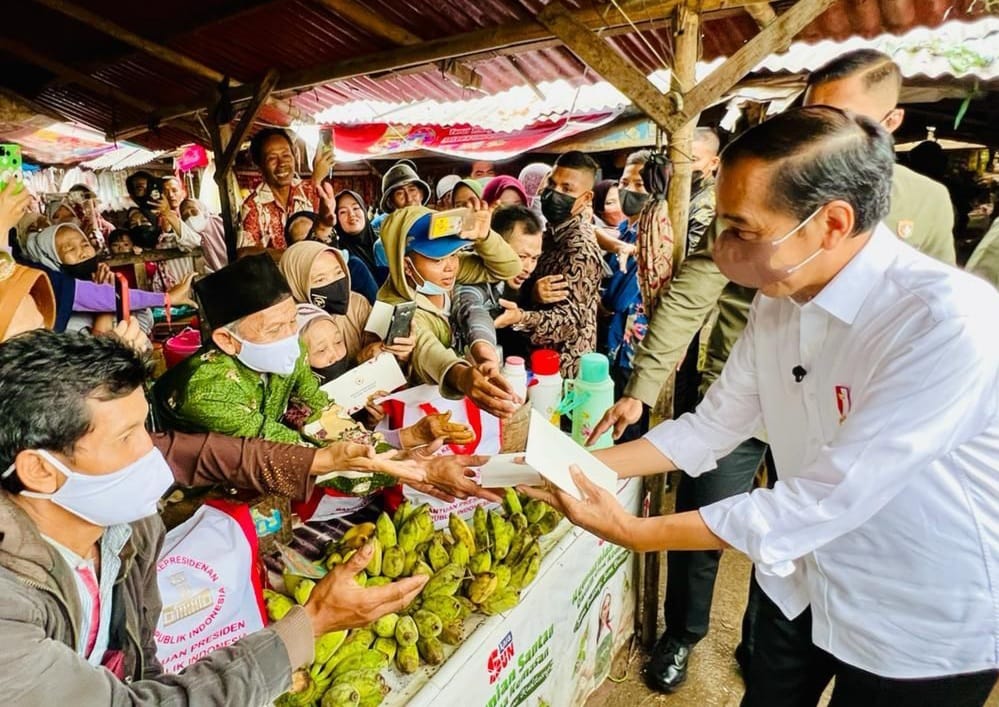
[560,353,615,450]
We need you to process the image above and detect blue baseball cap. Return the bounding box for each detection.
[405,213,470,259]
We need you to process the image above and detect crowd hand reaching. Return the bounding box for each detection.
[316,181,336,229]
[470,341,500,378]
[459,195,492,241]
[363,391,388,426]
[303,542,427,634]
[313,441,428,486]
[616,241,636,272]
[518,465,627,545]
[399,411,476,450]
[0,180,33,238]
[452,363,520,419]
[587,396,644,445]
[312,145,335,187]
[533,274,570,305]
[493,299,524,330]
[109,317,151,354]
[167,272,197,308]
[422,454,498,503]
[382,334,415,363]
[94,262,115,285]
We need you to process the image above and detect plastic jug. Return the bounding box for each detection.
[163,327,202,369]
[500,355,528,404]
[559,353,615,450]
[527,349,563,426]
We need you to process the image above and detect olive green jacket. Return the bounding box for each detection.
[624,164,957,406]
[377,206,521,397]
[153,342,329,444]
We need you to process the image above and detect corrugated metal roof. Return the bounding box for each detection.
[0,0,991,158]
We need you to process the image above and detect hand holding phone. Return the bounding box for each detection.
[114,272,131,323]
[386,301,416,345]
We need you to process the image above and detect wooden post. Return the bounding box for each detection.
[206,97,239,264]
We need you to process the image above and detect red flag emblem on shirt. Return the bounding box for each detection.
[835,386,852,424]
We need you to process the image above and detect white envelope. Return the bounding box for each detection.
[319,353,407,414]
[364,300,395,339]
[479,410,618,500]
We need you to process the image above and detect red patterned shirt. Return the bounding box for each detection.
[238,178,318,250]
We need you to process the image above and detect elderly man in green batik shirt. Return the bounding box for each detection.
[155,253,330,444]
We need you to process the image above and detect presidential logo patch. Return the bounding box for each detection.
[897,220,914,240]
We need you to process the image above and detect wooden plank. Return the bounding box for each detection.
[536,1,676,131]
[0,38,155,113]
[219,69,280,178]
[666,4,699,248]
[31,0,233,85]
[745,2,778,27]
[206,100,240,264]
[668,0,835,132]
[315,0,422,45]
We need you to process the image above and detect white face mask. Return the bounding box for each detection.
[228,330,300,376]
[15,448,174,527]
[185,214,208,231]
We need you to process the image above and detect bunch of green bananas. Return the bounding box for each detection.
[270,490,562,705]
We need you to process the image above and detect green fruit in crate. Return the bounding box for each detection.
[394,615,418,647]
[402,550,420,576]
[393,501,414,530]
[413,609,442,638]
[263,589,295,621]
[473,506,490,550]
[324,551,344,570]
[366,576,390,588]
[372,613,399,639]
[502,487,523,515]
[427,538,450,572]
[524,499,547,524]
[448,540,470,568]
[420,595,462,622]
[395,643,420,674]
[509,512,528,532]
[381,546,405,578]
[509,552,541,591]
[375,512,397,549]
[448,513,476,555]
[365,538,383,577]
[433,528,453,548]
[334,671,389,707]
[339,522,377,551]
[489,511,512,561]
[479,588,521,615]
[412,561,434,578]
[532,509,561,536]
[467,572,499,604]
[398,509,433,553]
[293,579,316,605]
[440,619,464,646]
[455,596,475,619]
[372,637,397,662]
[315,630,348,665]
[353,572,368,588]
[321,683,361,707]
[330,649,389,680]
[506,533,527,566]
[468,550,492,574]
[417,636,445,666]
[493,564,512,592]
[423,563,464,597]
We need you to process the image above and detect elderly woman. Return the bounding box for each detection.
[278,240,413,369]
[481,175,529,208]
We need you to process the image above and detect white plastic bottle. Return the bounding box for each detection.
[527,349,563,425]
[501,355,529,405]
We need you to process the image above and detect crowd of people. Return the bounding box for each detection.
[0,47,997,706]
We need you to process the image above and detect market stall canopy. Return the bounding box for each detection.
[0,0,991,161]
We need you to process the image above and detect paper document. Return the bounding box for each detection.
[364,300,394,339]
[479,410,618,500]
[319,353,407,414]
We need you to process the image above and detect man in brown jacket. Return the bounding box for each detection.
[0,330,427,705]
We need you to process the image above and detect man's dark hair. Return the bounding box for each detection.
[625,149,652,167]
[124,171,153,198]
[107,229,133,247]
[553,151,600,182]
[806,49,901,95]
[250,127,294,166]
[720,106,894,235]
[491,204,543,240]
[0,331,149,493]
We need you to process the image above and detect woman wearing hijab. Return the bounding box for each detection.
[334,191,383,281]
[286,210,378,303]
[591,179,636,260]
[481,176,529,208]
[277,241,414,372]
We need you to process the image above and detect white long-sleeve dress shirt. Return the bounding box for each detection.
[645,223,999,679]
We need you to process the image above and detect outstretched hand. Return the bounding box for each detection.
[518,465,627,545]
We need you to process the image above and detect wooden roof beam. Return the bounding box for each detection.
[314,0,422,45]
[745,3,778,27]
[218,69,280,177]
[668,0,835,133]
[536,1,678,132]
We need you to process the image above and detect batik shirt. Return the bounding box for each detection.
[239,178,318,250]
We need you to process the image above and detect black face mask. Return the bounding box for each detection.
[61,255,100,282]
[619,189,650,218]
[313,357,351,383]
[539,188,578,226]
[310,279,350,316]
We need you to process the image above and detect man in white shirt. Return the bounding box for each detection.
[524,106,999,705]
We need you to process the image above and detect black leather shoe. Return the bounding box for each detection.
[644,635,692,693]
